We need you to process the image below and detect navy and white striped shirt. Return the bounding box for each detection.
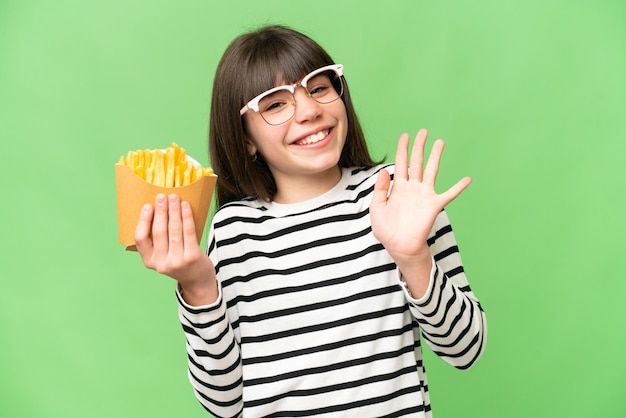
[177,164,487,417]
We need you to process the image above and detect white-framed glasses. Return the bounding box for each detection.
[239,64,344,126]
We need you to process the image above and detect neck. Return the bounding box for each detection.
[272,166,342,204]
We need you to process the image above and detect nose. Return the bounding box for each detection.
[292,86,322,123]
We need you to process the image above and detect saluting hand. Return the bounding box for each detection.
[369,129,471,297]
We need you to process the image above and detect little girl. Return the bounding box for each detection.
[135,24,487,418]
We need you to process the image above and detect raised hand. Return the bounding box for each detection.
[134,193,218,306]
[369,129,471,297]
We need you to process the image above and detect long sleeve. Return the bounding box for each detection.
[401,209,487,370]
[175,166,486,416]
[177,237,244,417]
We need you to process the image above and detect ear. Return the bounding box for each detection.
[246,140,258,157]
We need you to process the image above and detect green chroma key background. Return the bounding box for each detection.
[1,1,624,417]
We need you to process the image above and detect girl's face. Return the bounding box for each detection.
[243,74,348,203]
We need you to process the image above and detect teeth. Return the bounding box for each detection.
[297,130,329,145]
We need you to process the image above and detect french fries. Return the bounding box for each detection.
[117,142,214,187]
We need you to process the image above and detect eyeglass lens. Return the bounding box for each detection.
[259,70,343,125]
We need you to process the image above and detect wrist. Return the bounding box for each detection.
[394,251,433,299]
[179,277,218,306]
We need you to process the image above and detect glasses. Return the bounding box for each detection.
[240,64,344,125]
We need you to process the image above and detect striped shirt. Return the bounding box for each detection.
[177,164,487,417]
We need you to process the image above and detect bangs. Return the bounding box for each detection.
[240,35,335,105]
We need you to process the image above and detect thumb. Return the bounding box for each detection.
[370,168,391,213]
[439,176,472,207]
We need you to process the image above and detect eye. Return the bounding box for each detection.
[307,75,334,97]
[259,90,293,114]
[263,100,288,113]
[309,84,330,96]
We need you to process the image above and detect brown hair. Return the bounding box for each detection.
[209,25,379,207]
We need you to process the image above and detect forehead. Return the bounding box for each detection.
[251,67,306,91]
[243,56,329,99]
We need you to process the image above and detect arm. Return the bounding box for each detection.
[177,281,244,417]
[370,129,486,369]
[134,193,244,416]
[402,210,487,369]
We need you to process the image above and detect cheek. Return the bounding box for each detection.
[335,102,349,128]
[248,125,289,157]
[336,107,349,141]
[243,116,270,153]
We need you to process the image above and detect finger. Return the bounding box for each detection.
[370,168,391,212]
[423,139,445,185]
[167,194,184,259]
[181,200,199,250]
[439,176,472,207]
[394,133,410,180]
[152,193,169,258]
[408,129,428,181]
[134,203,155,260]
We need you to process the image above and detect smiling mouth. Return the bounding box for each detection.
[294,129,330,145]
